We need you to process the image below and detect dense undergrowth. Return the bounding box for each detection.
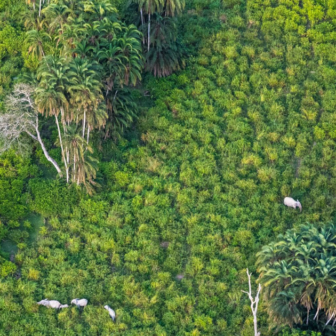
[1,0,336,335]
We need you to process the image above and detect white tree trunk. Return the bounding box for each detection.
[55,114,69,183]
[326,313,335,326]
[1,84,62,176]
[73,154,76,183]
[87,126,90,144]
[82,110,86,138]
[242,269,261,336]
[34,127,62,175]
[148,13,151,51]
[140,8,145,44]
[39,0,42,16]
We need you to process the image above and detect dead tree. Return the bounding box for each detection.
[242,268,262,336]
[0,83,62,175]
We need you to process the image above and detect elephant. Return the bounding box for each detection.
[37,299,62,309]
[104,305,116,321]
[71,298,88,308]
[284,197,302,211]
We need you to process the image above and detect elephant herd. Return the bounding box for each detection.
[36,197,300,323]
[37,298,116,321]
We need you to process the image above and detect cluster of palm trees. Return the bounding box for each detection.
[25,0,186,77]
[15,0,187,189]
[257,224,336,335]
[35,56,103,188]
[20,0,145,189]
[128,0,186,77]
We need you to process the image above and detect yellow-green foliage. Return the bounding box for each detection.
[2,0,336,334]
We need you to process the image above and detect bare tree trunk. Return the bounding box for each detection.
[140,8,145,44]
[55,114,69,183]
[73,154,76,183]
[148,13,151,52]
[77,165,80,185]
[326,313,335,326]
[39,0,42,16]
[314,303,321,321]
[32,126,62,175]
[242,269,261,336]
[82,110,86,138]
[87,126,90,144]
[41,46,45,57]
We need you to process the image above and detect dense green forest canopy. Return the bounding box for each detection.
[1,0,336,335]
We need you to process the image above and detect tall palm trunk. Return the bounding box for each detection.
[140,8,145,44]
[148,12,151,51]
[73,154,76,183]
[82,110,86,138]
[55,114,69,183]
[87,126,90,144]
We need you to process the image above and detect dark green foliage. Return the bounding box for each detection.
[0,151,38,273]
[0,1,26,104]
[0,151,36,221]
[145,14,186,77]
[257,224,336,334]
[280,330,321,336]
[128,0,186,77]
[28,179,79,217]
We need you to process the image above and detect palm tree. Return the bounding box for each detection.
[97,43,126,94]
[105,87,138,138]
[73,39,94,58]
[36,55,71,182]
[128,0,146,43]
[78,150,99,194]
[55,22,81,54]
[42,2,72,33]
[62,124,85,182]
[163,0,185,17]
[145,39,185,77]
[257,223,336,333]
[26,0,36,11]
[150,14,177,45]
[268,291,302,327]
[98,25,143,90]
[132,0,163,51]
[67,57,105,141]
[63,125,98,192]
[25,29,51,59]
[81,0,117,22]
[37,55,71,122]
[24,11,46,31]
[118,25,143,86]
[137,13,185,77]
